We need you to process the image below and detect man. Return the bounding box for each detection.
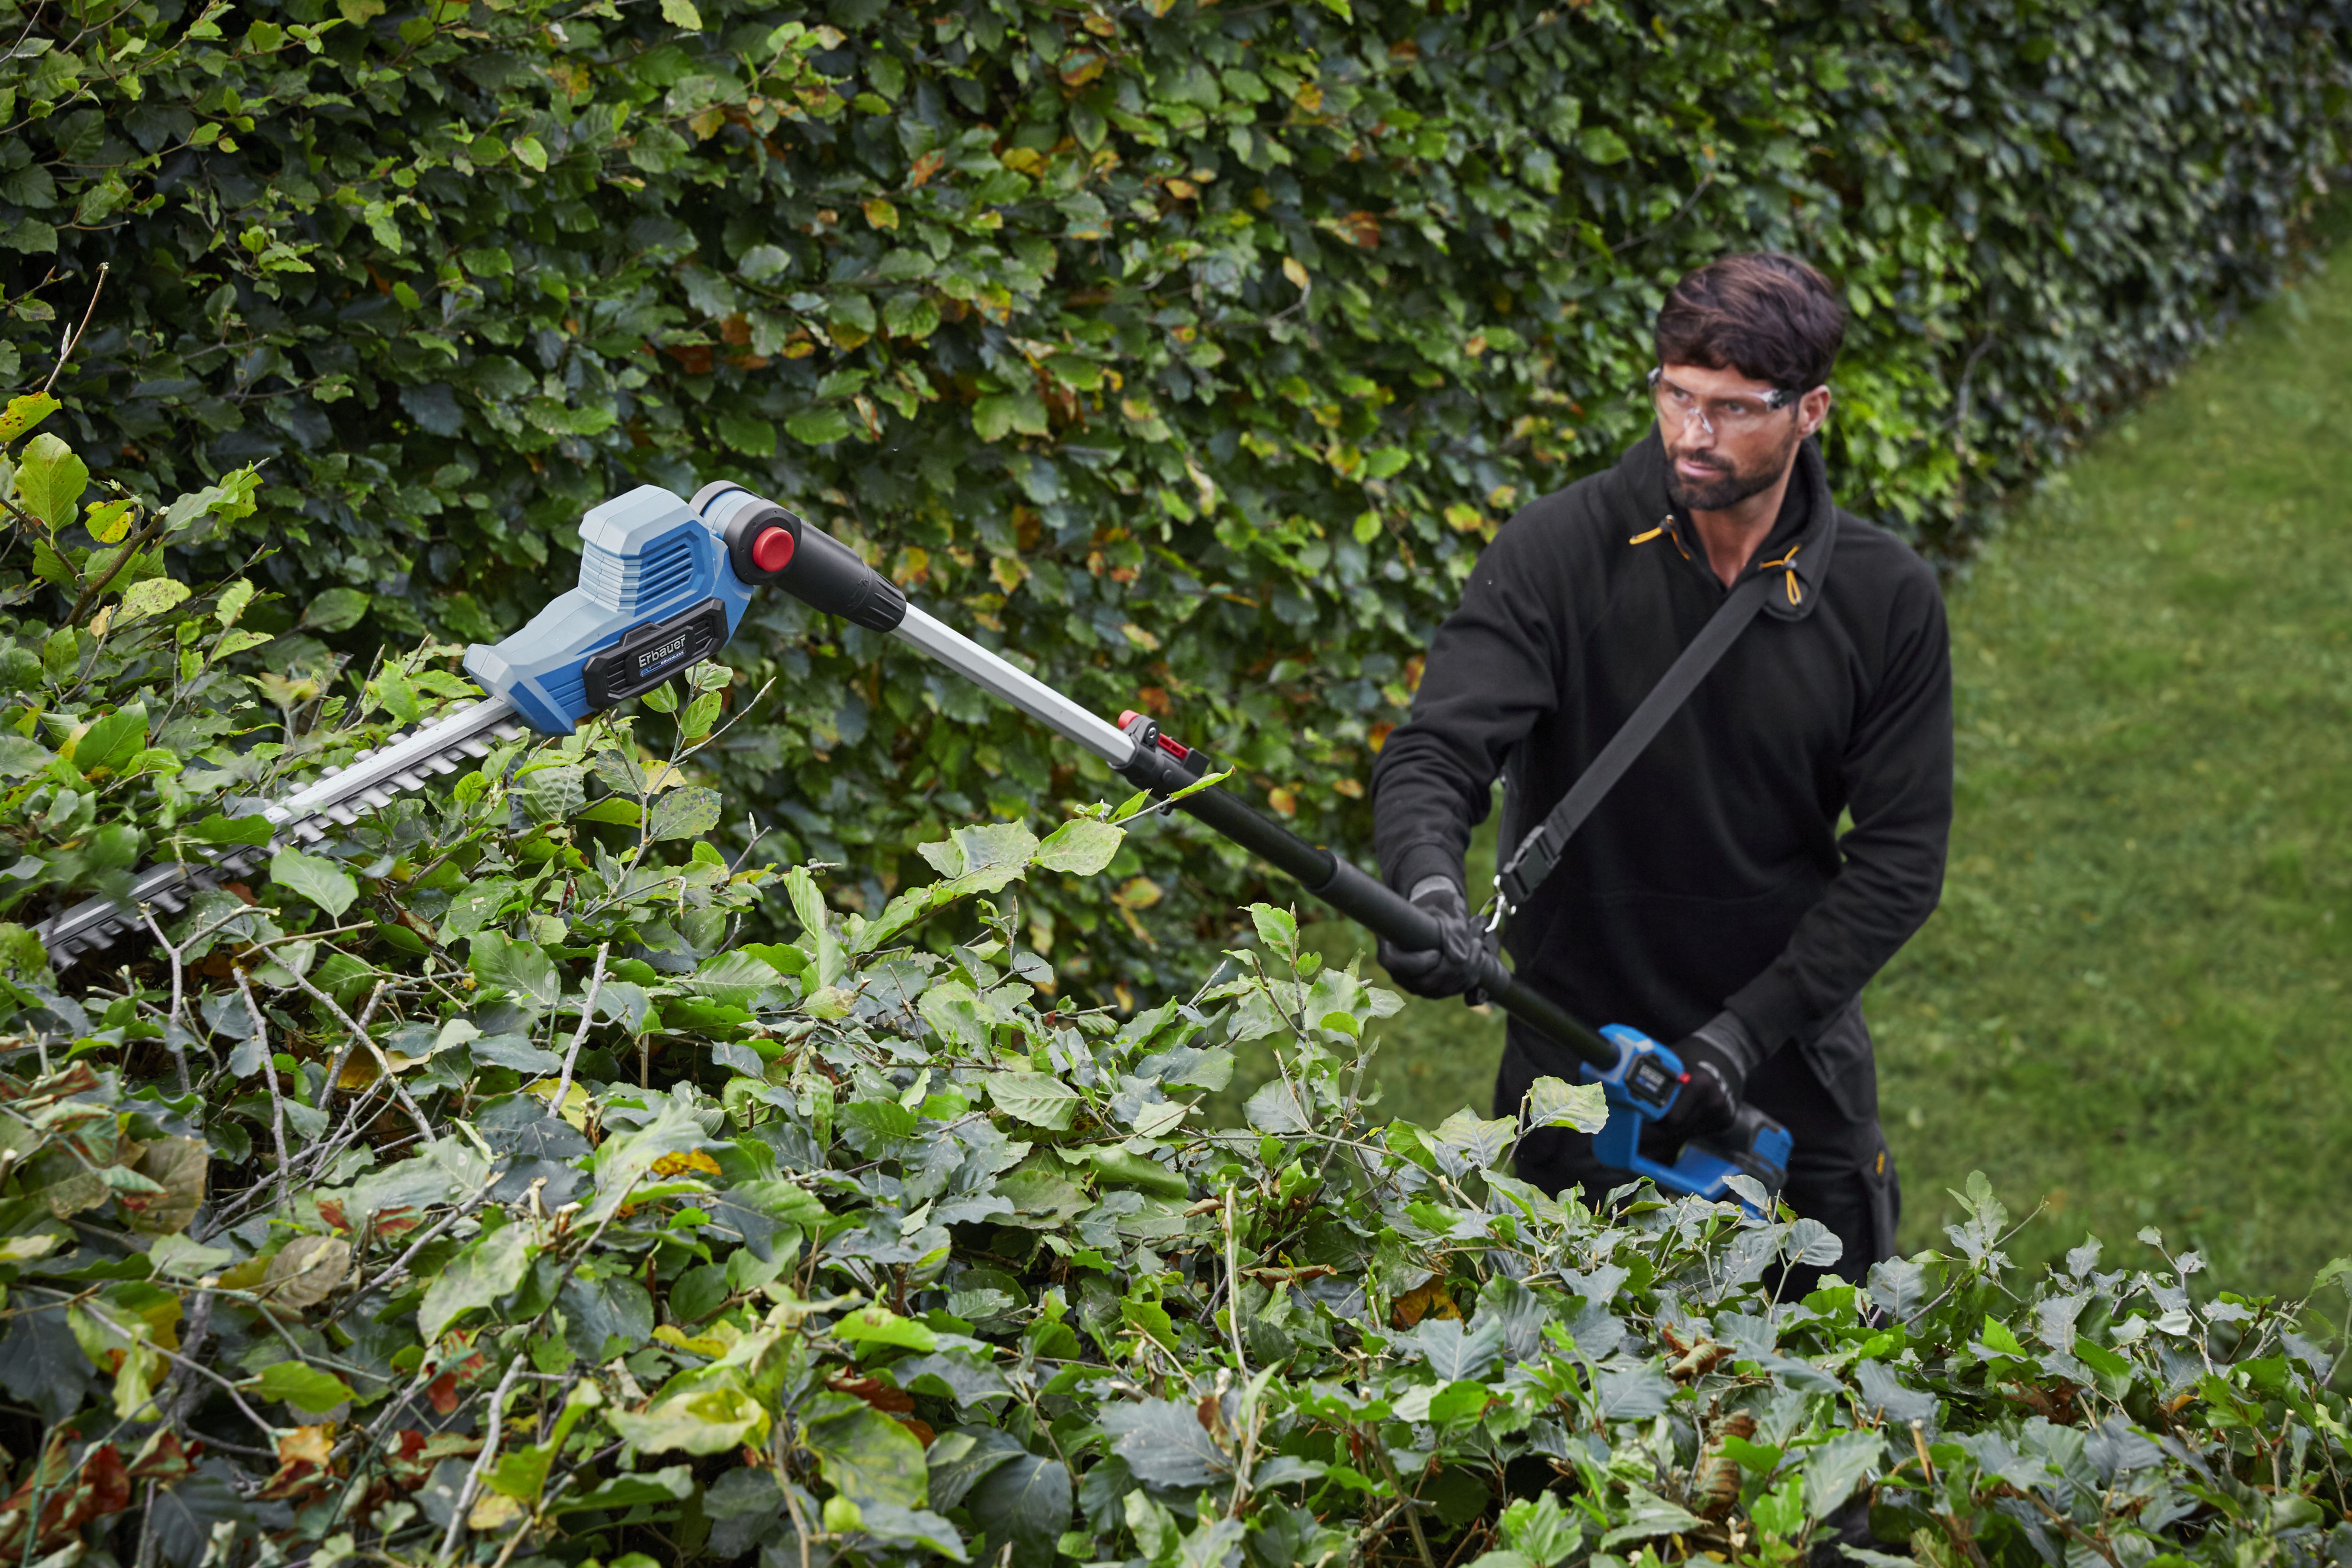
[1369,253,1951,1281]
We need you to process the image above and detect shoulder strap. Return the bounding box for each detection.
[1492,570,1775,914]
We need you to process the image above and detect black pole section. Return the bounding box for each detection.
[731,506,1623,1076]
[1115,717,1617,1071]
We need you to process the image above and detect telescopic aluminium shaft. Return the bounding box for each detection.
[690,483,1614,1072]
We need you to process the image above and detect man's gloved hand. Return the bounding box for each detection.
[1656,1010,1764,1144]
[1376,877,1493,1001]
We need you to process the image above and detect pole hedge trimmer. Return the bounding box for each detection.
[39,482,1791,1205]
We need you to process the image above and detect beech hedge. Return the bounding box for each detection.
[1,407,2350,1568]
[3,0,2349,979]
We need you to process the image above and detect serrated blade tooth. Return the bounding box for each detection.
[388,770,427,793]
[457,737,493,758]
[325,806,359,826]
[358,787,396,810]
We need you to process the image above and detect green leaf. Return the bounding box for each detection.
[648,785,722,840]
[83,498,134,545]
[785,866,845,988]
[470,931,563,1008]
[1979,1315,2029,1358]
[1800,1430,1883,1519]
[989,1072,1080,1131]
[834,1304,939,1352]
[15,433,88,528]
[1249,903,1297,963]
[1597,1489,1705,1550]
[803,1389,928,1510]
[0,392,61,442]
[541,1465,695,1518]
[1032,817,1124,876]
[1073,1147,1187,1199]
[298,587,371,633]
[1526,1076,1607,1132]
[714,412,775,457]
[883,293,940,341]
[659,0,701,27]
[609,1383,767,1454]
[676,950,785,1008]
[966,1451,1070,1567]
[418,1223,534,1340]
[971,391,1048,443]
[1577,126,1630,165]
[2072,1338,2135,1397]
[918,822,1039,892]
[112,576,190,624]
[0,735,53,778]
[270,848,358,919]
[186,812,273,847]
[245,1361,356,1413]
[69,705,146,777]
[785,406,850,445]
[441,877,517,941]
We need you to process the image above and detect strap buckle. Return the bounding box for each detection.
[1481,881,1511,934]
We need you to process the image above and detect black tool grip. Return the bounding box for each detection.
[1114,718,1615,1071]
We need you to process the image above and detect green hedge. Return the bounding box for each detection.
[4,0,2347,981]
[0,412,2347,1568]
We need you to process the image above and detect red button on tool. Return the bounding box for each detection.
[751,526,795,573]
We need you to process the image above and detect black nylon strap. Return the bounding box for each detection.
[1494,570,1775,911]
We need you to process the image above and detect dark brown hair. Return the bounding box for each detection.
[1653,253,1844,393]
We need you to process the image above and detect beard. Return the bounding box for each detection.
[1664,424,1800,513]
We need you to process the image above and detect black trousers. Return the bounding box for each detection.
[1498,1005,1900,1299]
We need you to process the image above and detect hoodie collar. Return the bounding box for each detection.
[1617,429,1838,622]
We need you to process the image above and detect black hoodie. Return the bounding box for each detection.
[1370,430,1952,1067]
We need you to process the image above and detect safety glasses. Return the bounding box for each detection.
[1647,367,1802,437]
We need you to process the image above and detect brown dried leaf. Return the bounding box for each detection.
[263,1235,351,1309]
[119,1136,208,1235]
[1390,1275,1461,1329]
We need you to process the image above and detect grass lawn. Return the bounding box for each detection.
[1228,243,2352,1299]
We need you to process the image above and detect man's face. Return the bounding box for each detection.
[1654,362,1820,514]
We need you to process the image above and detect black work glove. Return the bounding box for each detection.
[1655,1010,1764,1144]
[1376,877,1494,1001]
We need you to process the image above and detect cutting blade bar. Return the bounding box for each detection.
[35,697,526,967]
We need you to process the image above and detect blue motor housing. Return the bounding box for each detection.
[465,485,758,734]
[1583,1022,1794,1211]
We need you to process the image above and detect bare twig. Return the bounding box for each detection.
[1367,1435,1439,1568]
[437,1348,531,1564]
[290,966,434,1139]
[316,978,390,1121]
[366,1176,500,1295]
[547,942,609,1111]
[1222,1185,1249,1374]
[136,906,194,1095]
[235,967,294,1216]
[40,261,108,396]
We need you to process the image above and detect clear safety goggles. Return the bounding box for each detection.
[1647,367,1802,438]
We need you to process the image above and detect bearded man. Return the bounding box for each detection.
[1369,253,1953,1283]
